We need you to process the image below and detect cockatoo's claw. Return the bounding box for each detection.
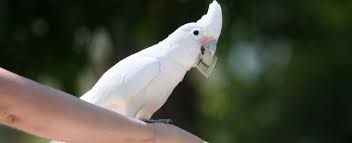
[142,119,173,124]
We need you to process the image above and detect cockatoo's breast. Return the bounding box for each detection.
[132,55,188,119]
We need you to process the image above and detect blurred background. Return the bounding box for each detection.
[1,0,352,143]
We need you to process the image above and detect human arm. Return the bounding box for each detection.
[0,68,206,143]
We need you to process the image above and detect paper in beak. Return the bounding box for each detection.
[195,1,222,77]
[196,40,218,77]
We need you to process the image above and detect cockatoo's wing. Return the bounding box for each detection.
[80,54,160,116]
[50,55,160,143]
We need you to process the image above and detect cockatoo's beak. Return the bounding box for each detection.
[195,0,222,77]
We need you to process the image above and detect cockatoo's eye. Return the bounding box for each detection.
[191,28,202,40]
[193,30,199,36]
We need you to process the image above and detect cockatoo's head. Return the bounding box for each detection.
[165,0,222,77]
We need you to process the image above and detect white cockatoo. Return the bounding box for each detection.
[82,1,222,122]
[51,1,221,142]
[52,1,221,142]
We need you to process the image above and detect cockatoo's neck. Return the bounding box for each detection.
[157,39,198,71]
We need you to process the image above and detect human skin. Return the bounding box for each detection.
[0,68,206,143]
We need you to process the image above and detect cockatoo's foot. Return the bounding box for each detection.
[142,119,173,124]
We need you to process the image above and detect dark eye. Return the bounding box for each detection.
[193,30,199,36]
[191,29,202,40]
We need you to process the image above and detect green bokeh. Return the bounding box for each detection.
[1,0,351,143]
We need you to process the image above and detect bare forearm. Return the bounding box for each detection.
[0,68,206,143]
[0,68,153,142]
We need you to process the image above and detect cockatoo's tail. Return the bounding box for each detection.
[195,0,222,77]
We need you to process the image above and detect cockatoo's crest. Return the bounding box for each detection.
[196,0,222,40]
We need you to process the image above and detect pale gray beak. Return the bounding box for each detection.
[195,0,222,77]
